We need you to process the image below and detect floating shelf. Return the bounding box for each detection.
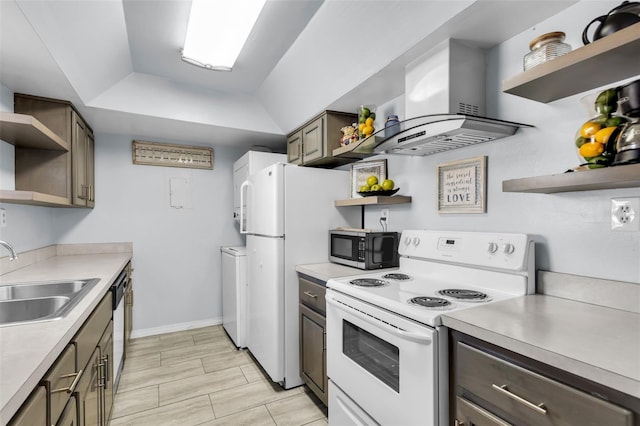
[502,163,640,194]
[0,190,72,207]
[335,195,412,207]
[502,22,640,103]
[0,112,69,151]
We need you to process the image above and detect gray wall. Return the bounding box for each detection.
[362,2,640,283]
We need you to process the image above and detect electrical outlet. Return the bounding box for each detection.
[380,208,389,227]
[0,208,6,228]
[611,198,640,231]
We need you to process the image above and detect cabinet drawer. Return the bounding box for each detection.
[299,277,326,315]
[8,386,47,426]
[457,342,634,426]
[455,396,512,426]
[44,344,79,424]
[75,292,112,371]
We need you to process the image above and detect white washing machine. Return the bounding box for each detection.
[221,246,247,348]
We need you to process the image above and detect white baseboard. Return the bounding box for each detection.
[132,317,223,339]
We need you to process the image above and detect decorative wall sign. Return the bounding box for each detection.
[351,159,387,198]
[437,156,486,213]
[132,140,213,169]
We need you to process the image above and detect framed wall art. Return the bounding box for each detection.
[350,159,387,198]
[132,140,214,169]
[436,156,487,213]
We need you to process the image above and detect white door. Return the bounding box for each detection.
[233,161,248,223]
[247,164,284,237]
[247,234,285,383]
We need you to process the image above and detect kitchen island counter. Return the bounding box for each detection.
[442,293,640,398]
[0,244,132,423]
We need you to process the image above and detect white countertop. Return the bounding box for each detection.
[441,295,640,398]
[295,262,397,283]
[0,251,132,423]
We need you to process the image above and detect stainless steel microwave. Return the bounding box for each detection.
[329,229,399,270]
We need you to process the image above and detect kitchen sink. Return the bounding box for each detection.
[0,278,101,326]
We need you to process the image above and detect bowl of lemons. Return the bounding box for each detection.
[357,176,398,197]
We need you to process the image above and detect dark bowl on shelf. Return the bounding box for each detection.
[357,188,399,197]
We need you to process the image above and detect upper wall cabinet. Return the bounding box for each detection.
[287,111,357,168]
[0,94,96,207]
[502,22,640,103]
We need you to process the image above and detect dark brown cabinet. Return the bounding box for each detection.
[298,275,328,405]
[287,111,356,168]
[10,93,95,207]
[451,332,636,426]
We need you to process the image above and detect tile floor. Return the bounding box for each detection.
[110,325,328,426]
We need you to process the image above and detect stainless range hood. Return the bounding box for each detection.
[334,113,530,158]
[333,39,532,159]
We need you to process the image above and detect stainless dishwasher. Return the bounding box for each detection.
[111,267,127,391]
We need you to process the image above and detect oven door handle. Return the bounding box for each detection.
[326,295,432,345]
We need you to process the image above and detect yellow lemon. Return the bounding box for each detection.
[365,117,374,126]
[579,142,605,158]
[362,125,374,136]
[593,126,617,144]
[579,121,602,139]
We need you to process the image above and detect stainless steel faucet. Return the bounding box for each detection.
[0,240,18,260]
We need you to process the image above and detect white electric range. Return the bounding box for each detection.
[326,230,535,426]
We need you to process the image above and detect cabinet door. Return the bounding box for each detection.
[302,116,324,164]
[76,347,101,426]
[85,132,95,208]
[287,130,302,165]
[299,303,327,405]
[8,386,47,426]
[72,113,88,206]
[56,396,78,426]
[455,396,512,426]
[46,345,78,424]
[99,321,114,425]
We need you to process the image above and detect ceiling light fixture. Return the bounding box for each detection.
[181,0,266,71]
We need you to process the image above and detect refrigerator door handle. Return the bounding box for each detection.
[240,180,249,234]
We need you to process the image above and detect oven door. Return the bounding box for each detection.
[326,289,438,426]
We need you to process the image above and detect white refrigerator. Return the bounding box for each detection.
[241,163,358,389]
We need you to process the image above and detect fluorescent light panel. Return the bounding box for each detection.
[182,0,266,71]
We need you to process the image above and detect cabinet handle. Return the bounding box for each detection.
[102,354,109,388]
[78,185,87,200]
[492,384,547,415]
[97,362,105,388]
[303,291,318,299]
[454,420,464,426]
[51,369,83,394]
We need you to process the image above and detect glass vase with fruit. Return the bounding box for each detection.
[575,88,627,169]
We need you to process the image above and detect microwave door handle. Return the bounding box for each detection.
[240,180,249,234]
[326,295,432,345]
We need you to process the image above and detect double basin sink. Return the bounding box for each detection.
[0,278,100,326]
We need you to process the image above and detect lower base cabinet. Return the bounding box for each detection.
[298,275,328,405]
[8,289,116,426]
[451,331,637,426]
[77,321,113,426]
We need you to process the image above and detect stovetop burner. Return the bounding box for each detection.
[382,273,412,281]
[437,289,489,302]
[408,296,451,309]
[350,278,389,287]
